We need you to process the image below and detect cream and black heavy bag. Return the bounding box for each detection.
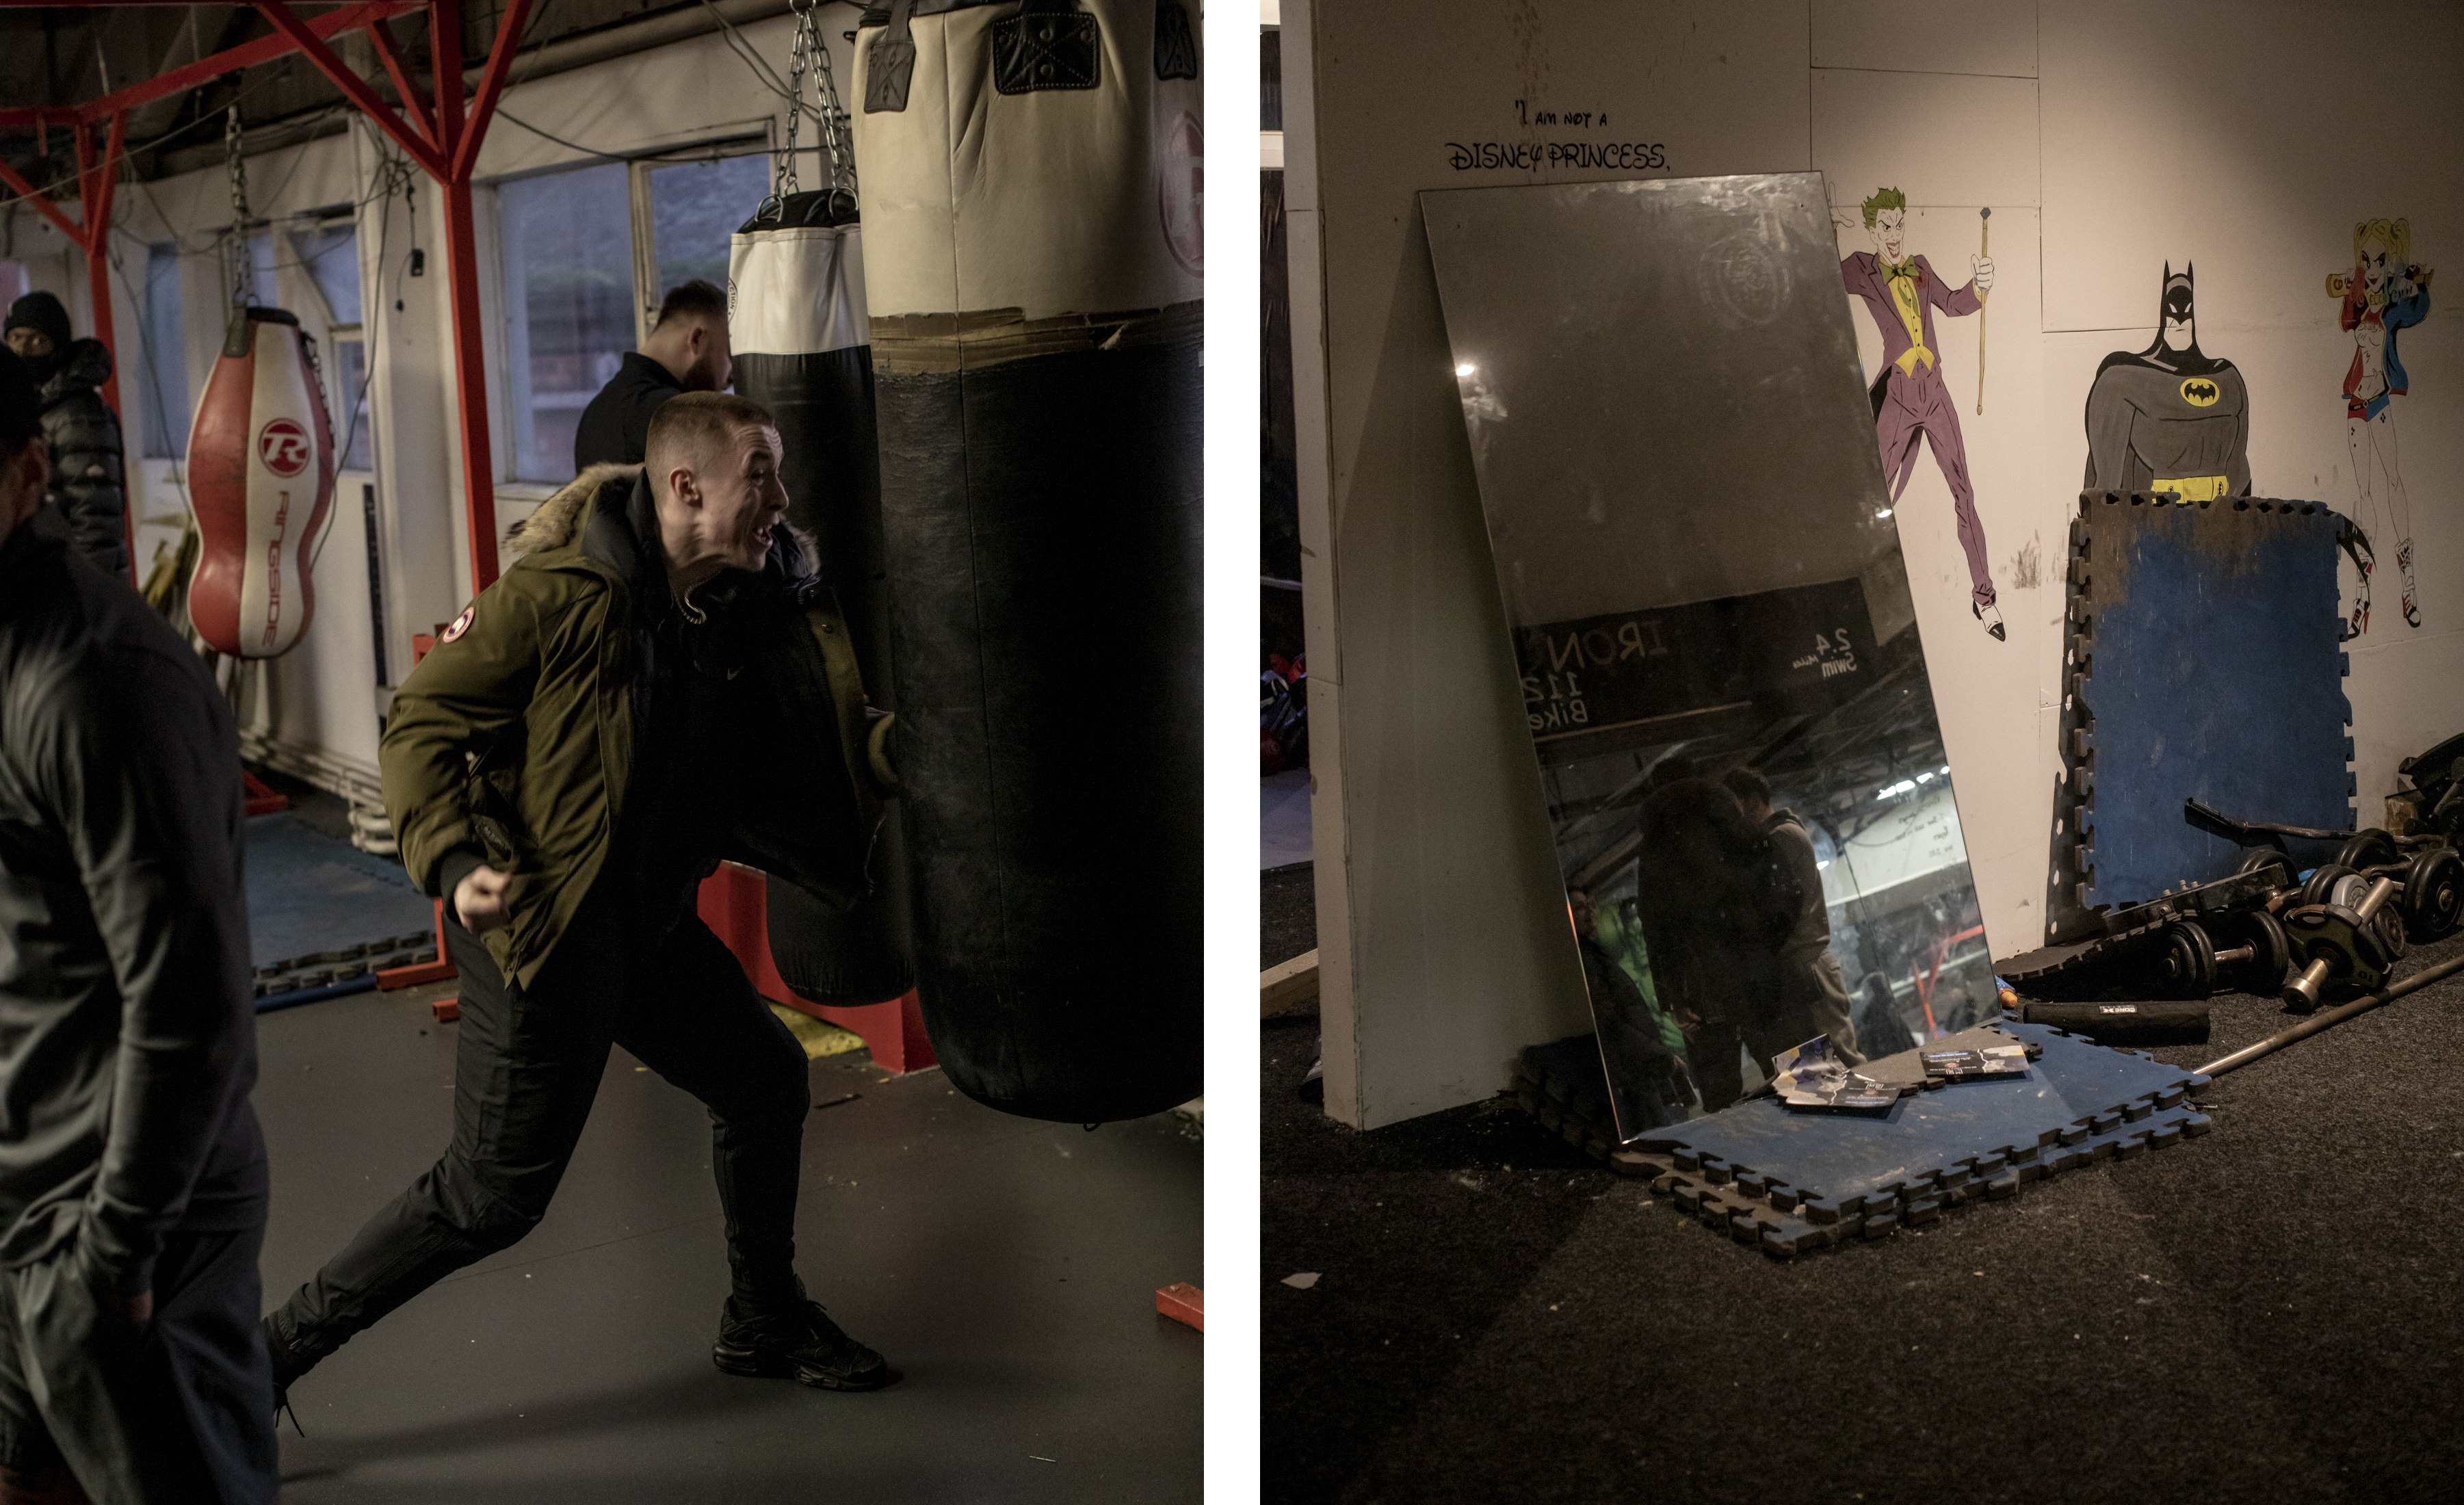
[854,0,1201,1123]
[730,190,917,1007]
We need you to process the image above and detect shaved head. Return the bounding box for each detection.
[646,391,776,494]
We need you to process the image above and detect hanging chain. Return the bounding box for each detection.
[763,5,812,215]
[763,0,854,220]
[225,106,252,311]
[804,0,854,200]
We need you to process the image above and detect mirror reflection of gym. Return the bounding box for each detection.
[1422,172,1993,1141]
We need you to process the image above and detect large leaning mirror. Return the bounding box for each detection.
[1422,172,1992,1142]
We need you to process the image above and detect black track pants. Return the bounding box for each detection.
[272,906,812,1369]
[0,1216,276,1504]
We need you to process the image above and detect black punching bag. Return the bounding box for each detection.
[854,0,1203,1122]
[730,189,915,1006]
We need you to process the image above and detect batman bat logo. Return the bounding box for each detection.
[2180,378,2220,407]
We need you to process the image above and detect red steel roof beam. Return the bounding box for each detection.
[362,14,439,152]
[251,0,444,176]
[425,0,464,159]
[451,0,533,182]
[46,1,429,127]
[0,157,88,246]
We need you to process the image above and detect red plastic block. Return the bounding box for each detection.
[431,998,460,1023]
[695,863,936,1072]
[241,770,290,817]
[1155,1283,1203,1332]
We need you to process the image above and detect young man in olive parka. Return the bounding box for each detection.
[264,392,902,1403]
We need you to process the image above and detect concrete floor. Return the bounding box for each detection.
[255,980,1202,1504]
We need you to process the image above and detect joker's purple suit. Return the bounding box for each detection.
[1842,250,1995,611]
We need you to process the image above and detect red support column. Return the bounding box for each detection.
[437,173,499,591]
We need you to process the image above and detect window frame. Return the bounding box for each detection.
[485,133,773,486]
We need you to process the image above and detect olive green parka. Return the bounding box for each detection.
[380,464,895,991]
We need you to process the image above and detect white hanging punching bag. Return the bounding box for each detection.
[730,190,917,1008]
[854,0,1202,1124]
[187,306,335,658]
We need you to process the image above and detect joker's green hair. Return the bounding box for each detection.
[1861,186,1906,229]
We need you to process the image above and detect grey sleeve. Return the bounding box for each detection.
[28,651,252,1295]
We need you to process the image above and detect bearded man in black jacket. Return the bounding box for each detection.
[4,291,129,581]
[0,346,275,1504]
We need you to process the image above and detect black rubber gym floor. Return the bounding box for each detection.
[257,980,1201,1504]
[1262,878,2464,1505]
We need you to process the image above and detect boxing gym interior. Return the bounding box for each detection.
[1261,3,2463,1502]
[0,1,1200,1500]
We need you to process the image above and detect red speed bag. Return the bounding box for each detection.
[187,307,335,658]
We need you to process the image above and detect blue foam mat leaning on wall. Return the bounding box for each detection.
[2058,493,2352,924]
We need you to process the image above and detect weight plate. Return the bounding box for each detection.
[2237,848,2294,890]
[2301,863,2359,909]
[2402,848,2464,942]
[2153,921,2217,1000]
[2335,827,2400,872]
[2229,908,2291,996]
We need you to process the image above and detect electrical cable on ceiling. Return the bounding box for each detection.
[0,64,302,221]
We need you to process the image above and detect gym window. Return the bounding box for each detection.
[495,143,771,484]
[140,243,188,460]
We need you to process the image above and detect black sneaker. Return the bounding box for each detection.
[712,1290,892,1391]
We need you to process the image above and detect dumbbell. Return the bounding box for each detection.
[2326,828,2464,943]
[2281,874,2403,1011]
[2149,911,2290,999]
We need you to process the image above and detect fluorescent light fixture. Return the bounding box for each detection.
[1876,508,1893,519]
[1455,363,1476,377]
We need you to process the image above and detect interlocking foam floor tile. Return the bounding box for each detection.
[246,813,436,992]
[1625,1021,2211,1257]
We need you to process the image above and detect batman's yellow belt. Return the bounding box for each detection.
[2153,475,2229,503]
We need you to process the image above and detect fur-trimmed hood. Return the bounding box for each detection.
[506,462,638,557]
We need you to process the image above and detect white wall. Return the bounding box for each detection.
[1290,0,2464,1127]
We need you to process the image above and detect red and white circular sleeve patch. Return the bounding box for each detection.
[441,603,476,644]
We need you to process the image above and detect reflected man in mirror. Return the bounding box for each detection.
[1628,776,1808,1114]
[1722,767,1863,1070]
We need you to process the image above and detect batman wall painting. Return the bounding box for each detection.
[2081,264,2253,506]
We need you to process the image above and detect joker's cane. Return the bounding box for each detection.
[1976,207,1990,415]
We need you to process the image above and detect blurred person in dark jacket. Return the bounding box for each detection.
[572,280,733,470]
[0,347,274,1504]
[1627,775,1805,1113]
[1722,766,1863,1066]
[4,292,128,581]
